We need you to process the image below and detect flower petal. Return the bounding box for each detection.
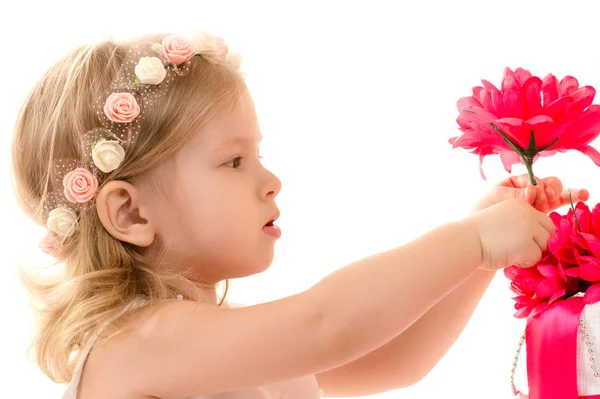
[495,118,529,148]
[499,150,520,172]
[549,288,567,304]
[457,96,483,112]
[578,263,600,283]
[514,307,532,319]
[580,233,600,258]
[504,266,521,280]
[537,264,559,279]
[530,299,551,318]
[536,278,563,298]
[568,86,595,114]
[559,75,580,97]
[481,80,504,116]
[584,283,600,304]
[542,74,559,106]
[522,76,543,118]
[502,82,526,120]
[572,144,600,166]
[564,266,580,277]
[502,68,519,91]
[560,106,600,144]
[526,115,557,149]
[514,67,533,86]
[544,96,573,120]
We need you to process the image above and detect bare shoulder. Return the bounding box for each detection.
[77,300,215,399]
[79,293,333,398]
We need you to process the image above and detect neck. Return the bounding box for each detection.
[191,280,221,304]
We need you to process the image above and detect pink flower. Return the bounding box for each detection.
[504,256,579,319]
[63,168,98,203]
[450,67,600,179]
[568,257,600,304]
[161,35,195,65]
[103,93,140,123]
[506,202,600,318]
[549,202,600,263]
[39,231,60,256]
[214,36,229,56]
[553,202,600,305]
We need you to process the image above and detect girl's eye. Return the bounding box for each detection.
[226,156,243,169]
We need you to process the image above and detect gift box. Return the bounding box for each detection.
[513,298,600,398]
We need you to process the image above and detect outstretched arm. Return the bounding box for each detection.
[316,175,589,397]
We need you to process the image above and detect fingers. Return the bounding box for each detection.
[537,212,557,235]
[524,184,537,204]
[555,188,590,207]
[540,176,563,202]
[510,174,590,213]
[504,175,550,208]
[494,174,590,213]
[517,243,542,269]
[533,224,552,252]
[531,183,548,207]
[507,174,541,189]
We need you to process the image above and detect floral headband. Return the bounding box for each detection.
[40,32,242,256]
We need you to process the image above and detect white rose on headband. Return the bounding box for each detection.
[135,57,167,85]
[92,139,125,173]
[47,206,78,237]
[226,50,243,71]
[192,31,228,56]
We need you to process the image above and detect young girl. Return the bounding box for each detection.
[10,32,588,399]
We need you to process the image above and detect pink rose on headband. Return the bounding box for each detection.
[103,93,140,123]
[161,35,195,65]
[63,168,98,203]
[39,231,60,256]
[214,36,229,57]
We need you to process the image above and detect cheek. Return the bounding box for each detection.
[174,183,252,240]
[185,174,255,223]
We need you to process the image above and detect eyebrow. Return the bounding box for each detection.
[217,134,263,149]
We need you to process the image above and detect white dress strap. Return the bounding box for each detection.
[62,297,148,399]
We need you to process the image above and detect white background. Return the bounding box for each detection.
[1,1,600,398]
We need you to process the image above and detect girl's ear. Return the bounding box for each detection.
[95,180,156,247]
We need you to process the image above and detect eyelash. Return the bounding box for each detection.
[224,152,263,169]
[226,156,243,169]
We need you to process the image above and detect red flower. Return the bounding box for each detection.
[569,257,600,304]
[504,257,578,318]
[506,202,600,318]
[450,67,600,179]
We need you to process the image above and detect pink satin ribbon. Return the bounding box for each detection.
[522,296,586,399]
[520,396,600,399]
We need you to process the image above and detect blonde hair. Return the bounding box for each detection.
[10,34,246,383]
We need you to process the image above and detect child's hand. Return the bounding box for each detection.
[468,199,556,271]
[472,174,590,214]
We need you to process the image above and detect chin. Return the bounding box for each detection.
[244,260,274,278]
[236,253,274,278]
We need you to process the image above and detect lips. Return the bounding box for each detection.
[263,210,281,238]
[265,210,280,226]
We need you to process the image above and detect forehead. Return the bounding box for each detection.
[194,91,262,151]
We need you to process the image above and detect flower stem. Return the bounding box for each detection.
[569,190,582,232]
[489,123,537,186]
[523,157,536,187]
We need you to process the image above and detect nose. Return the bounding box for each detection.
[262,168,282,199]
